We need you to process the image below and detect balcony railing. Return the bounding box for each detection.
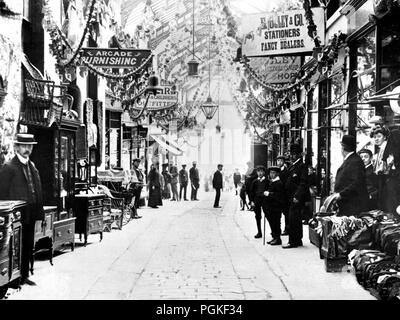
[20,78,74,127]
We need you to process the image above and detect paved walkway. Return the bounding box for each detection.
[6,191,375,300]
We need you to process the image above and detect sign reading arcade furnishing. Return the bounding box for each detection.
[241,8,325,57]
[80,48,152,68]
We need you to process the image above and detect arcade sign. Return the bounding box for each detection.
[241,8,325,57]
[79,48,152,68]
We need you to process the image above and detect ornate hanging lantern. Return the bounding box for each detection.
[201,95,218,120]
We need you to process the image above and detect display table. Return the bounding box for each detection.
[74,194,104,245]
[0,201,27,299]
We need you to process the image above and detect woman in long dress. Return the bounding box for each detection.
[148,165,163,208]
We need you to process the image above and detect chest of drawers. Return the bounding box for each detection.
[74,194,104,245]
[0,201,26,299]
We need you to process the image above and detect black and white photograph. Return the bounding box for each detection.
[1,0,400,308]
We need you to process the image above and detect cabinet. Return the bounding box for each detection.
[30,206,56,274]
[74,194,104,245]
[0,201,27,299]
[29,122,79,252]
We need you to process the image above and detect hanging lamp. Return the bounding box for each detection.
[187,0,199,76]
[200,5,218,120]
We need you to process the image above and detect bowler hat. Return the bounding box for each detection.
[359,149,373,158]
[268,166,280,173]
[14,133,37,145]
[256,165,266,172]
[341,134,356,150]
[290,143,302,154]
[182,164,186,167]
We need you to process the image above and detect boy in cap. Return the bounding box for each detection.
[359,148,378,210]
[263,166,285,245]
[250,165,269,239]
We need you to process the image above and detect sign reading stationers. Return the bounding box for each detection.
[80,48,152,68]
[242,8,325,57]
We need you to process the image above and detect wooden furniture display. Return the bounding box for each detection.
[30,206,56,274]
[29,122,79,253]
[102,196,124,231]
[0,201,27,299]
[74,194,104,245]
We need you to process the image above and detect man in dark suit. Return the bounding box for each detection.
[0,134,44,286]
[359,149,378,210]
[332,135,369,216]
[277,155,290,235]
[189,161,200,201]
[250,166,269,239]
[212,164,223,208]
[179,164,189,201]
[283,144,310,249]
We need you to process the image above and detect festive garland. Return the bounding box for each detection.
[43,0,97,73]
[303,0,321,48]
[80,54,154,80]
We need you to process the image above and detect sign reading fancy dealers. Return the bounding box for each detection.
[80,48,152,68]
[241,8,325,57]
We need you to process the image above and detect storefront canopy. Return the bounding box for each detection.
[150,134,183,156]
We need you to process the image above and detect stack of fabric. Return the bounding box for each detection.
[349,249,400,300]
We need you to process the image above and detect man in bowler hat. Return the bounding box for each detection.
[0,134,45,286]
[283,144,309,248]
[212,164,223,208]
[331,135,368,216]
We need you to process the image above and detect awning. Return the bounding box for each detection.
[150,134,183,156]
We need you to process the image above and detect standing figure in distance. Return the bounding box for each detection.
[0,134,45,286]
[147,164,163,208]
[179,164,189,201]
[170,163,179,201]
[233,168,241,195]
[213,164,223,208]
[189,161,200,201]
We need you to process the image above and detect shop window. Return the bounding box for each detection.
[355,30,376,130]
[379,15,400,90]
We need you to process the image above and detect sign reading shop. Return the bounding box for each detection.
[249,56,301,83]
[80,48,152,68]
[242,8,325,57]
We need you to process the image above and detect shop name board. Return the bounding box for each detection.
[249,56,301,83]
[242,8,325,57]
[147,85,178,110]
[80,48,152,68]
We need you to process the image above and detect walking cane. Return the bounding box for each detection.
[263,215,266,245]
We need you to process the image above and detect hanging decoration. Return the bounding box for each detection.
[303,0,322,48]
[43,0,97,74]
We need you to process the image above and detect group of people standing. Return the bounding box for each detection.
[147,161,201,208]
[234,143,309,248]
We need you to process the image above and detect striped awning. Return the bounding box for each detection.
[150,134,183,156]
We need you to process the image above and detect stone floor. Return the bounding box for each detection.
[5,191,375,300]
